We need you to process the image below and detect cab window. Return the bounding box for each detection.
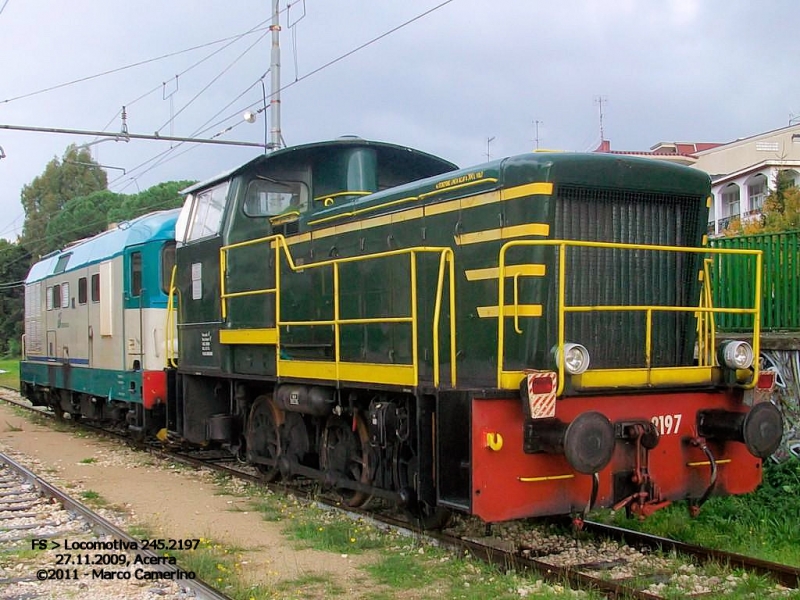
[243,180,308,217]
[185,181,229,242]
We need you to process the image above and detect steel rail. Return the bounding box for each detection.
[0,450,234,600]
[582,520,800,589]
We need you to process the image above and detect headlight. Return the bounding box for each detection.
[719,340,754,369]
[554,342,590,375]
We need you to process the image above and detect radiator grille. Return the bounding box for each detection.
[553,185,705,369]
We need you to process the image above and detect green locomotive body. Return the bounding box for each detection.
[168,137,781,522]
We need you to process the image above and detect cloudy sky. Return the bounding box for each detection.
[1,0,798,241]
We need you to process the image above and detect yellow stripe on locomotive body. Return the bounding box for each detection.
[455,223,550,246]
[203,142,762,398]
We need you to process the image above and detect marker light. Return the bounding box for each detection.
[719,340,754,369]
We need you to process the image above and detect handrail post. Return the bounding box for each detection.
[513,273,523,334]
[448,250,457,386]
[556,243,567,396]
[219,248,227,320]
[410,251,419,387]
[496,246,507,387]
[645,308,653,369]
[333,262,340,382]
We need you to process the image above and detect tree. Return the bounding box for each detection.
[760,172,800,232]
[20,145,108,259]
[0,241,30,356]
[43,180,194,253]
[45,190,123,251]
[107,180,193,223]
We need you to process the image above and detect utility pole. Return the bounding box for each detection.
[269,0,282,150]
[533,120,542,149]
[486,136,495,161]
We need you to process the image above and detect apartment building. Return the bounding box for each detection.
[693,124,800,236]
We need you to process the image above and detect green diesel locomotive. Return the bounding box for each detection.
[158,137,782,522]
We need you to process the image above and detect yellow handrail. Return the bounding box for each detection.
[219,235,457,388]
[166,264,179,368]
[497,239,762,394]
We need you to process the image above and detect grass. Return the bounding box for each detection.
[79,457,97,464]
[79,489,107,506]
[172,537,274,600]
[365,543,591,600]
[248,489,387,554]
[242,487,598,599]
[0,358,20,390]
[608,460,800,564]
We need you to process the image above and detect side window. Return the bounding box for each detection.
[187,182,229,242]
[46,286,54,310]
[54,253,71,274]
[243,180,308,217]
[161,241,176,294]
[78,277,87,304]
[52,284,61,309]
[61,282,70,309]
[131,252,142,297]
[91,274,100,303]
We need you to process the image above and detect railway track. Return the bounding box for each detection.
[1,387,798,598]
[0,448,233,600]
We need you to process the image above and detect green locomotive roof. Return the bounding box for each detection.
[308,150,712,225]
[181,137,459,196]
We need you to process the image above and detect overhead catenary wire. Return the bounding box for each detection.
[112,0,458,187]
[0,22,273,107]
[112,72,272,192]
[154,29,270,136]
[200,0,459,141]
[106,17,274,134]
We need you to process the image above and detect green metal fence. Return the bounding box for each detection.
[711,230,800,331]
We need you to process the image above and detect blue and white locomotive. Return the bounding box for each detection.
[20,210,179,434]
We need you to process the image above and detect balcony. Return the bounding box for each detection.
[743,209,763,223]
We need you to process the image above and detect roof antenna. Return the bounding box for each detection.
[594,95,608,142]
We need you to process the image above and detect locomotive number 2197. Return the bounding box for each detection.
[651,413,683,436]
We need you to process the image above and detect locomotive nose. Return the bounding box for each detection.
[698,402,784,459]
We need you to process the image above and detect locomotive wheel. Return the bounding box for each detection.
[320,414,372,508]
[246,395,283,482]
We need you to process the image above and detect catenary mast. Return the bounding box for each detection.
[269,0,282,149]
